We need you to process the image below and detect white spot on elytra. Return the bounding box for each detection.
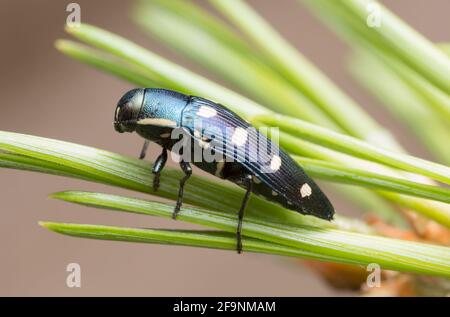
[215,161,225,177]
[198,139,210,149]
[271,190,278,196]
[231,127,248,146]
[160,132,171,138]
[137,118,177,127]
[197,106,217,118]
[270,155,281,171]
[300,183,312,198]
[252,176,261,184]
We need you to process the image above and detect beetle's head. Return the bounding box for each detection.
[114,88,145,133]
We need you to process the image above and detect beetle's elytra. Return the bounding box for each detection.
[114,88,335,253]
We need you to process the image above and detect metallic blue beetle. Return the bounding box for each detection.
[114,88,334,253]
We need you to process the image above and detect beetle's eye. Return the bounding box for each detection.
[115,88,145,124]
[114,88,145,133]
[117,103,133,122]
[114,105,121,122]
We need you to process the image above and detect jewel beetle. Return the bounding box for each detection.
[114,88,334,253]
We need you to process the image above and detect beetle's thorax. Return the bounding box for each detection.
[138,89,188,122]
[134,88,190,142]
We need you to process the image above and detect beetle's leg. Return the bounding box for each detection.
[152,148,168,192]
[173,160,192,219]
[236,174,253,254]
[139,140,150,160]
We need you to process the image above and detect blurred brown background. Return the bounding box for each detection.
[0,0,448,296]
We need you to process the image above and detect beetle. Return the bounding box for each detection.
[114,88,334,253]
